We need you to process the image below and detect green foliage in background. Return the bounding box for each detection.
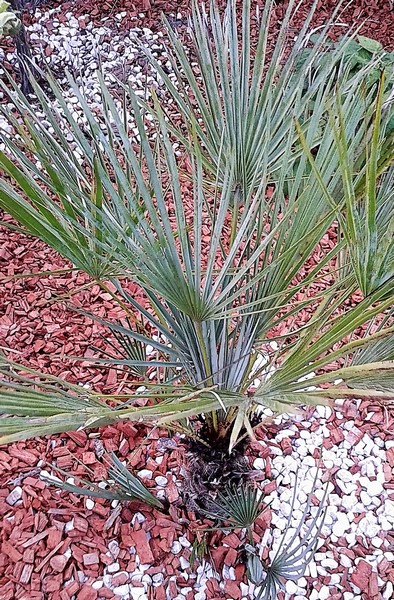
[295,32,394,89]
[0,0,20,37]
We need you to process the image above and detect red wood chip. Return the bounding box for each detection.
[221,533,240,549]
[210,546,227,571]
[36,541,64,572]
[47,527,63,550]
[350,559,372,591]
[387,447,394,468]
[8,448,38,466]
[22,548,35,564]
[369,571,380,597]
[56,455,74,469]
[42,575,62,593]
[130,529,154,564]
[19,563,34,585]
[20,530,49,548]
[263,480,276,494]
[166,481,179,503]
[76,585,98,600]
[83,552,100,566]
[112,572,129,586]
[224,547,238,566]
[64,581,80,596]
[49,554,68,573]
[67,431,88,446]
[82,452,96,465]
[74,516,89,533]
[1,540,23,563]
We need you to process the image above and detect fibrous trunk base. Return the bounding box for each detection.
[182,438,251,515]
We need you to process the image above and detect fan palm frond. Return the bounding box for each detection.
[203,484,266,532]
[251,469,328,599]
[42,451,164,509]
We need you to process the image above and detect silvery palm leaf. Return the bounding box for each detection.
[42,451,164,509]
[202,484,267,535]
[250,469,328,599]
[142,0,367,194]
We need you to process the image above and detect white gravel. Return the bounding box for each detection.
[247,402,393,600]
[0,7,177,149]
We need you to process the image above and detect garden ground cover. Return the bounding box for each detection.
[1,1,394,599]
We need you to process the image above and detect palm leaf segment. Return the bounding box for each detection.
[202,484,266,531]
[0,355,244,443]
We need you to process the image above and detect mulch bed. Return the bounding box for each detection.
[16,0,394,44]
[1,1,394,599]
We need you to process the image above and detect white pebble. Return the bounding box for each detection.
[336,469,353,483]
[366,480,384,497]
[65,519,74,533]
[358,516,380,538]
[320,558,338,569]
[108,540,120,559]
[285,580,299,594]
[383,499,394,519]
[384,582,393,599]
[6,486,23,506]
[345,531,356,546]
[279,502,292,517]
[318,587,331,600]
[132,512,146,525]
[332,513,351,537]
[253,457,265,470]
[129,588,148,600]
[341,495,357,511]
[171,541,182,554]
[340,554,352,568]
[315,406,331,419]
[371,536,383,548]
[155,476,168,486]
[179,534,191,548]
[379,516,392,531]
[92,581,103,589]
[152,573,164,585]
[180,556,190,570]
[138,469,153,480]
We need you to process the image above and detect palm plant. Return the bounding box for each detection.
[0,0,393,461]
[1,0,394,594]
[196,471,328,599]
